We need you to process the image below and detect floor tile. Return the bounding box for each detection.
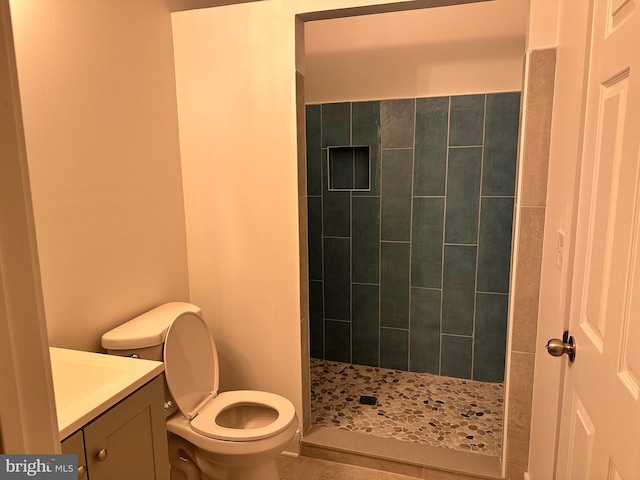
[310,359,503,457]
[319,461,391,480]
[277,455,326,480]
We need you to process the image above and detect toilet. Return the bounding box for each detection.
[101,302,298,480]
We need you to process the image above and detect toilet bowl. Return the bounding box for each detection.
[102,303,298,480]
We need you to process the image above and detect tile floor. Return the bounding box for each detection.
[310,359,504,457]
[277,455,400,480]
[277,455,482,480]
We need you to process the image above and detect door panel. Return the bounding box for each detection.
[607,462,623,480]
[556,0,640,478]
[565,394,595,480]
[619,197,640,400]
[582,74,628,349]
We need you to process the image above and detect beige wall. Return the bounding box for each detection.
[526,0,559,50]
[9,0,190,352]
[172,1,304,418]
[305,0,528,103]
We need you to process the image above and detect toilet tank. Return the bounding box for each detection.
[102,302,202,418]
[101,302,202,360]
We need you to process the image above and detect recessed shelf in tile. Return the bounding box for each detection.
[327,145,371,191]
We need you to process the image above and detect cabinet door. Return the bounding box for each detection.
[61,430,88,479]
[83,376,169,480]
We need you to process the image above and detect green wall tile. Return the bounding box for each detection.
[414,96,449,196]
[477,197,514,294]
[325,320,350,363]
[474,293,508,382]
[410,288,441,374]
[352,284,380,367]
[445,147,482,244]
[380,242,410,329]
[442,245,476,336]
[322,102,350,148]
[380,328,408,370]
[381,149,412,241]
[306,105,322,196]
[449,95,485,146]
[483,92,520,196]
[352,197,380,284]
[323,238,350,321]
[381,99,415,149]
[411,197,444,288]
[441,335,472,379]
[309,280,324,359]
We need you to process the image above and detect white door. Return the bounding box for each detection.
[555,0,640,478]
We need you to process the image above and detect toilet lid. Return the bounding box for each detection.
[164,312,220,419]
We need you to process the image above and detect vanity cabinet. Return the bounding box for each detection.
[61,431,87,478]
[61,376,169,480]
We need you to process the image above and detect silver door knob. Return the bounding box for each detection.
[546,330,576,362]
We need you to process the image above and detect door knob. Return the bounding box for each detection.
[97,448,108,461]
[546,330,576,362]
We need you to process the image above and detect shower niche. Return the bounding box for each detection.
[327,145,371,191]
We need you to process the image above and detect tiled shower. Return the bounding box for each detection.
[306,93,520,384]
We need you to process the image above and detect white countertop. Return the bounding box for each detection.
[49,347,164,440]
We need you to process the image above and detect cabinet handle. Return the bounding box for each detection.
[97,448,108,461]
[77,465,86,478]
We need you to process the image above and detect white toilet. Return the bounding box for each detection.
[101,302,298,480]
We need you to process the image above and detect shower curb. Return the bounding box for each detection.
[300,426,503,480]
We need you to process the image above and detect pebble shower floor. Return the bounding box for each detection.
[310,359,504,457]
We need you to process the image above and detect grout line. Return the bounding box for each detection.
[477,291,509,296]
[349,102,353,364]
[380,326,410,332]
[381,147,414,151]
[448,145,483,149]
[407,98,417,372]
[471,95,488,380]
[439,96,451,377]
[412,286,443,292]
[442,332,474,339]
[351,107,356,190]
[444,242,478,247]
[320,105,326,361]
[378,107,383,369]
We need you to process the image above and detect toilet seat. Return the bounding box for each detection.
[164,312,295,443]
[164,312,220,419]
[191,390,296,442]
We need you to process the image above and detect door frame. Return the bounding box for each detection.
[0,0,59,454]
[295,5,556,479]
[527,0,597,477]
